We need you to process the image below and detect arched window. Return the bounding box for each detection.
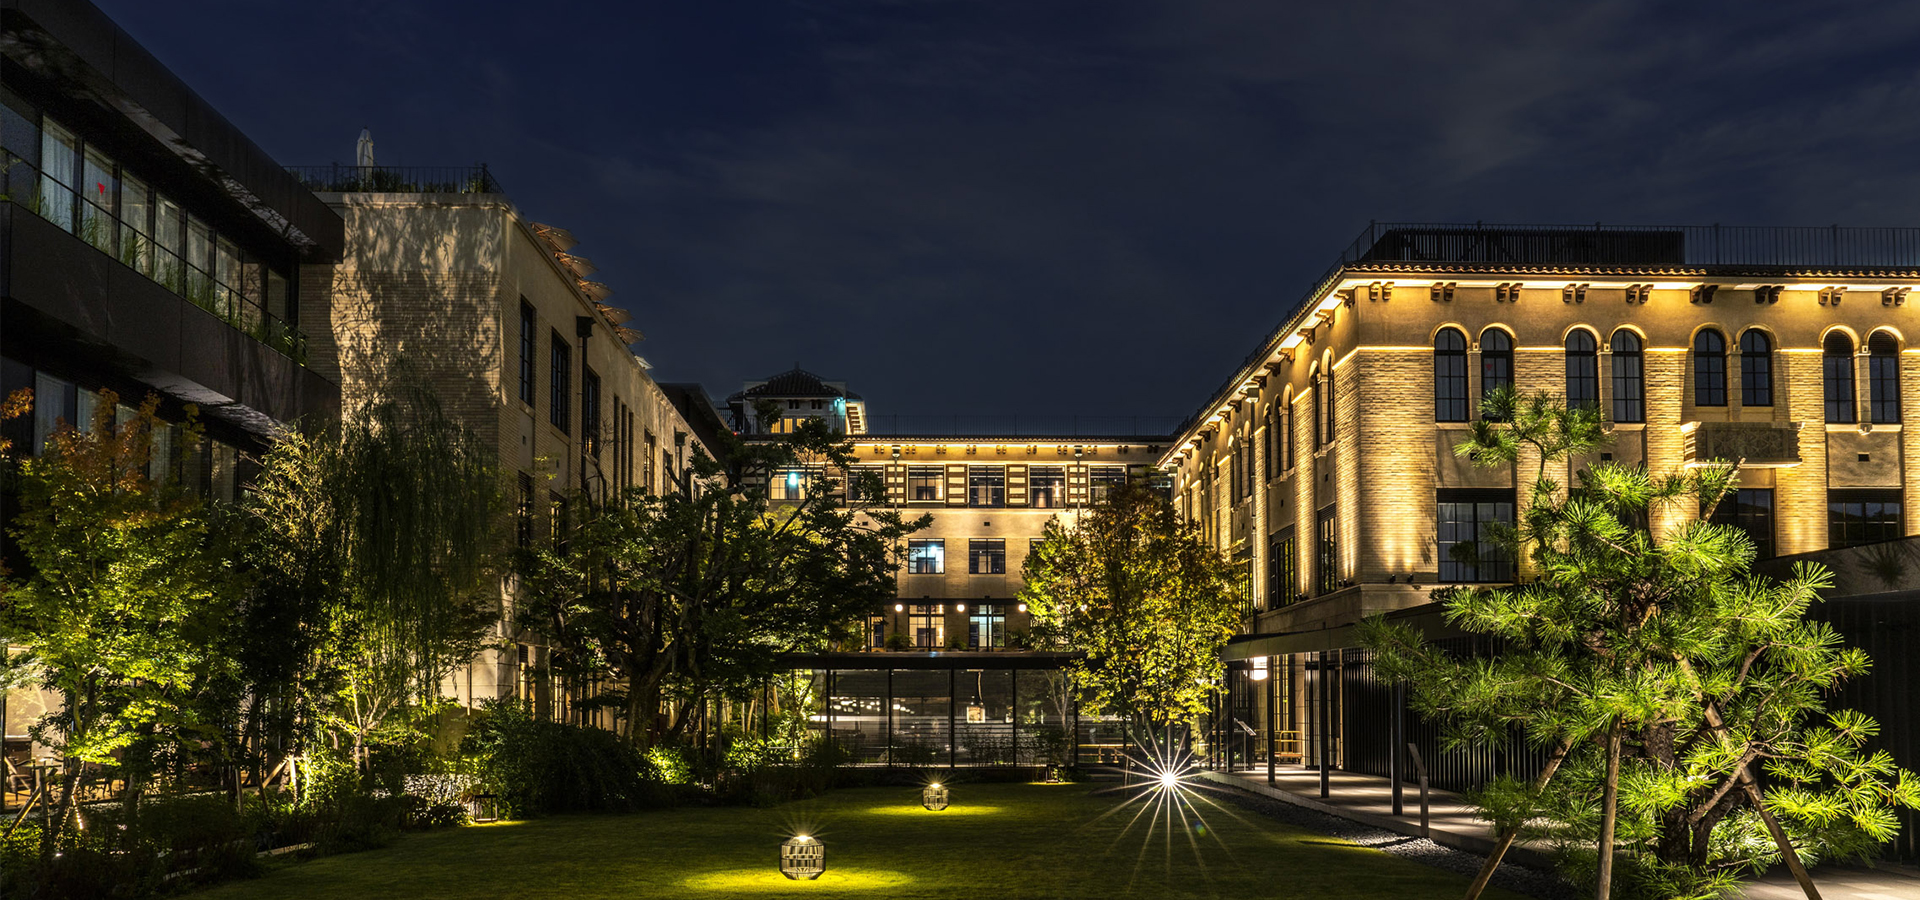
[1480,329,1513,418]
[1825,332,1856,423]
[1611,330,1644,423]
[1312,369,1325,448]
[1264,397,1278,479]
[1283,390,1295,471]
[1694,329,1727,407]
[1565,330,1598,410]
[1325,361,1338,443]
[1740,330,1772,407]
[1870,331,1901,424]
[1435,327,1468,422]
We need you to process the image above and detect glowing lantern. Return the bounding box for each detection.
[1250,657,1269,681]
[466,793,500,823]
[780,835,825,880]
[1045,766,1063,784]
[922,782,950,810]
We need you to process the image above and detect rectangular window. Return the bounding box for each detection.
[549,331,571,432]
[1829,489,1902,549]
[1029,465,1065,509]
[582,367,601,458]
[910,604,944,648]
[771,467,815,501]
[519,302,537,404]
[869,615,888,650]
[968,603,1007,649]
[1268,529,1299,608]
[968,539,1006,575]
[1089,465,1126,504]
[907,539,945,574]
[1316,505,1340,595]
[1707,488,1774,560]
[1437,490,1516,583]
[969,465,1006,507]
[908,464,944,501]
[38,119,77,232]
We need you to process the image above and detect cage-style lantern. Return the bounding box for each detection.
[780,835,825,880]
[466,793,499,823]
[921,782,950,811]
[1045,765,1062,784]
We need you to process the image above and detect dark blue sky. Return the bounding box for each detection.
[96,0,1920,423]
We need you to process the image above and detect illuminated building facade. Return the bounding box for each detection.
[1164,223,1920,788]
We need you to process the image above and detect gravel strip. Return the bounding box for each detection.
[1207,784,1577,900]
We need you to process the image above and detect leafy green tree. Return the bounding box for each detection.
[6,393,240,858]
[1362,389,1920,900]
[517,415,923,750]
[244,382,504,780]
[1020,478,1242,734]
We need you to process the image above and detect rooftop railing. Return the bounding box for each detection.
[288,165,503,195]
[863,414,1182,438]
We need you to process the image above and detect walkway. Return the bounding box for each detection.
[1201,766,1920,900]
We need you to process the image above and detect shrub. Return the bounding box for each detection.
[464,699,663,817]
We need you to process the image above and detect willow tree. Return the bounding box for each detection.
[1020,478,1242,736]
[517,414,923,751]
[246,382,504,775]
[1361,389,1920,900]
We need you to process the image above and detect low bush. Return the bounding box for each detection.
[464,699,668,817]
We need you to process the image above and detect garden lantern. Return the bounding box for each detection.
[921,782,950,810]
[467,793,499,823]
[780,835,825,880]
[1045,766,1062,784]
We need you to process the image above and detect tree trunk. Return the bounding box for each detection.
[1595,722,1623,900]
[40,763,81,864]
[1465,739,1570,900]
[1741,775,1821,900]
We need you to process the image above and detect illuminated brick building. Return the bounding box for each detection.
[1162,223,1920,788]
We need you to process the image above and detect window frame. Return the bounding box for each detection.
[1434,327,1469,422]
[1610,330,1645,423]
[906,539,945,574]
[518,301,537,405]
[1824,332,1857,424]
[967,538,1007,575]
[1705,487,1775,560]
[1869,331,1900,424]
[1565,329,1599,410]
[1693,329,1728,407]
[969,465,1007,508]
[1740,330,1773,407]
[1828,488,1901,549]
[1437,489,1517,584]
[1479,328,1513,417]
[549,330,572,433]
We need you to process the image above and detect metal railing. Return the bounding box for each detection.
[288,164,503,195]
[863,414,1182,438]
[1178,221,1920,438]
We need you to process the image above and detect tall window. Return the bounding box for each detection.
[1869,331,1901,424]
[582,367,601,457]
[1824,332,1856,423]
[1565,329,1598,410]
[968,539,1006,574]
[968,604,1007,649]
[910,604,943,648]
[1480,329,1513,416]
[1089,465,1127,504]
[1268,529,1299,608]
[549,331,571,432]
[969,465,1006,507]
[1315,505,1340,595]
[907,539,945,574]
[1435,327,1469,422]
[1324,364,1338,443]
[1610,330,1644,423]
[1740,330,1773,407]
[907,465,943,501]
[1029,465,1065,508]
[1282,392,1295,470]
[1437,490,1515,583]
[1264,400,1278,479]
[1312,370,1327,444]
[1693,329,1727,407]
[868,615,888,650]
[517,473,535,548]
[1706,488,1774,560]
[1829,489,1901,548]
[518,301,536,404]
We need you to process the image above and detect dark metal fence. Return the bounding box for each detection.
[288,165,503,195]
[1341,644,1553,794]
[864,414,1182,438]
[1811,595,1920,859]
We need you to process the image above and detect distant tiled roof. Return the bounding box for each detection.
[727,366,857,401]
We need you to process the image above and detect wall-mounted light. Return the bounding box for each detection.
[1250,657,1269,681]
[894,603,905,613]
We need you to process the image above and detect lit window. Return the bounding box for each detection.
[968,539,1006,575]
[908,465,943,502]
[1029,465,1066,509]
[1089,465,1127,504]
[968,604,1007,649]
[907,539,944,574]
[969,465,1006,507]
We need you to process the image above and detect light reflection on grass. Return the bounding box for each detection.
[680,868,913,892]
[862,804,1004,816]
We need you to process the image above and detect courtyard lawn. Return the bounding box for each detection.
[190,782,1530,900]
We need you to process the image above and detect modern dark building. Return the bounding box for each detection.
[0,0,342,484]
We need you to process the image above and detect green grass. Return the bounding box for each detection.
[191,782,1529,900]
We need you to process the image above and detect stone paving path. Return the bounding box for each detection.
[1201,766,1920,900]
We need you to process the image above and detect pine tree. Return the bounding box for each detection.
[1361,389,1920,900]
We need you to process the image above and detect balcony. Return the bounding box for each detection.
[289,165,504,195]
[1683,421,1802,468]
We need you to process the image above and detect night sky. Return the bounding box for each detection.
[95,1,1920,427]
